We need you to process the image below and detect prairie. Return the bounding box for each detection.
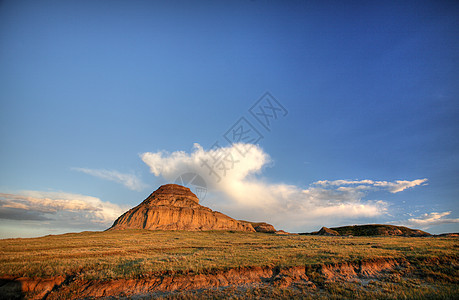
[0,230,457,299]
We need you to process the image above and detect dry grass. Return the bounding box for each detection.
[0,229,457,280]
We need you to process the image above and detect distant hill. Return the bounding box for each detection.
[435,233,459,237]
[302,224,431,237]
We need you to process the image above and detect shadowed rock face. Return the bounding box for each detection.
[108,184,255,232]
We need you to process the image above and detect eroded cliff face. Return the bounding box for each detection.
[108,184,255,232]
[6,256,456,300]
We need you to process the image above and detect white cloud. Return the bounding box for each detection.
[374,179,428,193]
[73,168,147,191]
[404,211,459,228]
[314,178,428,193]
[140,143,423,231]
[315,179,376,186]
[0,191,127,226]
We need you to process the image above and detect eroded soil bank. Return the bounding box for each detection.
[1,255,458,299]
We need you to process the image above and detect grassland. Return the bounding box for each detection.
[0,230,457,279]
[0,230,458,299]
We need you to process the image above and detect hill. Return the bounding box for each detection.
[302,224,431,237]
[329,224,431,237]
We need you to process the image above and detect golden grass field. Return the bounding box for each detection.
[0,230,458,299]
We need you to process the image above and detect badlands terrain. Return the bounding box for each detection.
[0,185,457,299]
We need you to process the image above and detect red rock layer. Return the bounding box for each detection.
[109,184,255,232]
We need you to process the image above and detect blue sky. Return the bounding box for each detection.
[1,0,458,238]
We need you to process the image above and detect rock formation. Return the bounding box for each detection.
[317,227,340,236]
[240,221,277,233]
[108,184,256,232]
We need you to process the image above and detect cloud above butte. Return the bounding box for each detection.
[141,143,428,231]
